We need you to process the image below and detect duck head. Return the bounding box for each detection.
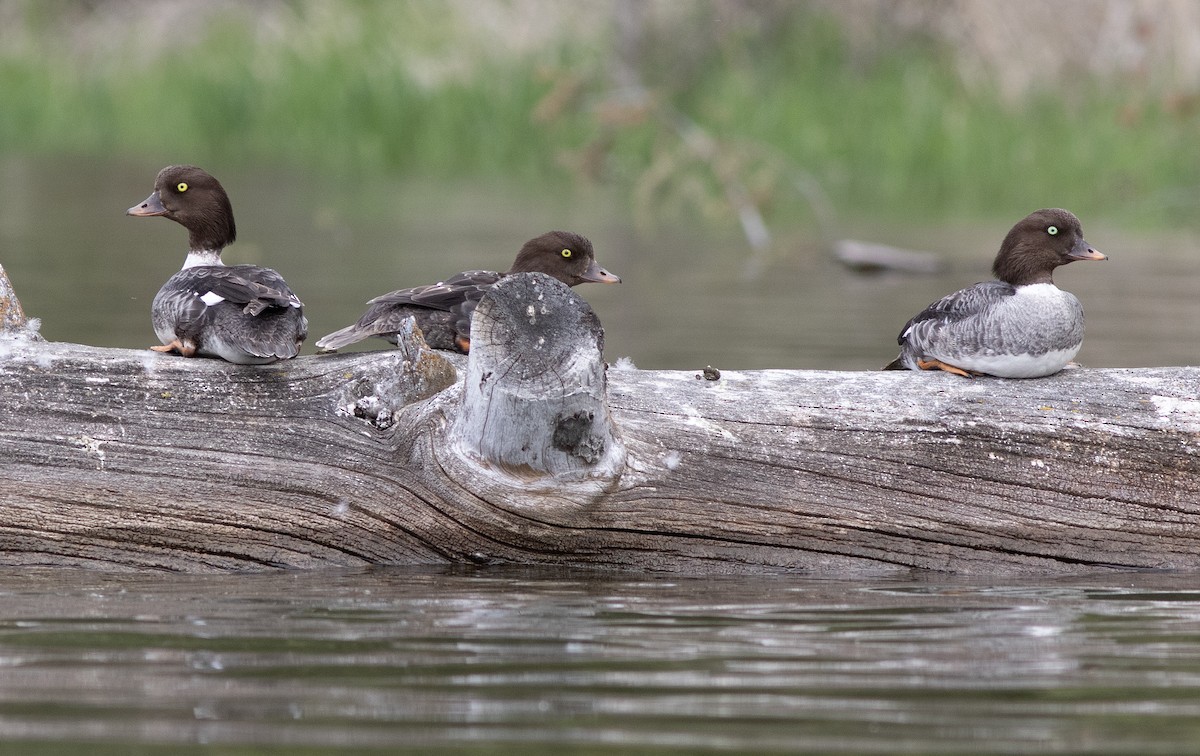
[127,165,237,252]
[993,208,1106,286]
[506,230,622,287]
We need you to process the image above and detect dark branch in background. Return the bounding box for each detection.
[535,1,939,279]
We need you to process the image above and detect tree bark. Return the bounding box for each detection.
[0,271,1198,574]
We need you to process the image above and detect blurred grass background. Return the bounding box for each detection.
[2,0,1200,234]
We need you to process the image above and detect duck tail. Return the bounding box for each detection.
[314,324,367,353]
[882,356,909,371]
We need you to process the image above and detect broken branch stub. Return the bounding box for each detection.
[0,263,40,339]
[452,272,624,479]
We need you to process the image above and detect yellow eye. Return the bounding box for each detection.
[177,182,189,193]
[1047,225,1058,235]
[561,248,572,258]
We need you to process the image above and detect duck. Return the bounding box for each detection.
[884,208,1106,378]
[126,165,307,365]
[316,230,621,353]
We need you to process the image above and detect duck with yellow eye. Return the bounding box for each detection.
[884,208,1106,378]
[126,165,308,364]
[316,230,621,353]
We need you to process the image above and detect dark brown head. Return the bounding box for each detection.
[506,231,622,287]
[126,165,237,252]
[992,208,1105,286]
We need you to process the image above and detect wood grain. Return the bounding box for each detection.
[0,273,1197,574]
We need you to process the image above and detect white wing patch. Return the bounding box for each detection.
[199,291,226,306]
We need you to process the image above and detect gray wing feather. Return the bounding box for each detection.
[317,270,500,351]
[897,281,1015,344]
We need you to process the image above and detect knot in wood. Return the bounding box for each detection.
[552,410,604,463]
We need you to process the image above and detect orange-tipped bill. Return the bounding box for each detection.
[580,259,622,284]
[127,191,168,217]
[1069,239,1106,261]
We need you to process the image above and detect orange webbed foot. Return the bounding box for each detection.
[150,340,198,357]
[916,359,979,378]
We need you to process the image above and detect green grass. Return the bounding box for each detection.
[680,13,1200,228]
[0,2,567,182]
[1,1,1198,230]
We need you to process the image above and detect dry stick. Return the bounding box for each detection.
[0,263,37,336]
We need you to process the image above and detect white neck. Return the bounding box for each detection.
[182,249,225,269]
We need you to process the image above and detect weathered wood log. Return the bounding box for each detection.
[0,270,1198,574]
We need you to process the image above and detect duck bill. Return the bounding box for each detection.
[579,259,622,284]
[1068,239,1107,261]
[126,191,168,217]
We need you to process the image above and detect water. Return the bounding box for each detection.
[2,156,1199,370]
[3,157,1200,753]
[2,567,1200,754]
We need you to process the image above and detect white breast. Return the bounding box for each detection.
[949,345,1081,378]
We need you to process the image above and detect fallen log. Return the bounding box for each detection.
[0,269,1198,574]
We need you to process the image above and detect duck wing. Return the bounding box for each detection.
[156,265,306,359]
[316,270,501,351]
[194,265,304,315]
[897,280,1015,345]
[365,270,501,311]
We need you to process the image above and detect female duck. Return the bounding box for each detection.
[885,208,1106,378]
[127,165,307,364]
[316,230,620,353]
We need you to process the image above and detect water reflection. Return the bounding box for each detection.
[3,156,1199,371]
[1,567,1200,752]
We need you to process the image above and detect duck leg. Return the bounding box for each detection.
[150,339,198,357]
[916,358,978,378]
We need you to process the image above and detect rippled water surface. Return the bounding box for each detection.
[3,568,1200,754]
